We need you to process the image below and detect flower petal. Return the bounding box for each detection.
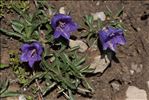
[32,42,43,55]
[36,55,42,61]
[108,27,123,34]
[54,29,61,39]
[99,30,108,43]
[21,44,30,52]
[51,14,72,29]
[28,59,35,68]
[55,27,70,40]
[28,54,41,68]
[20,53,28,62]
[116,35,126,45]
[107,40,116,51]
[64,22,78,33]
[102,43,109,50]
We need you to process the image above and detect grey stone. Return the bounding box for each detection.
[19,95,26,100]
[89,55,110,73]
[126,86,147,100]
[69,39,88,52]
[111,81,120,91]
[131,63,143,73]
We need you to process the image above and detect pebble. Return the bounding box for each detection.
[130,70,134,75]
[126,86,147,100]
[110,80,120,91]
[69,39,88,52]
[89,55,110,73]
[91,12,106,21]
[19,95,26,100]
[96,1,100,6]
[131,63,143,73]
[59,7,66,14]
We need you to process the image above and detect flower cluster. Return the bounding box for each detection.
[20,14,78,68]
[20,13,126,68]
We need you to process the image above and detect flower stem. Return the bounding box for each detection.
[57,86,70,99]
[33,71,44,100]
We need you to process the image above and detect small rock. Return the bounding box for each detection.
[91,12,106,21]
[131,63,143,73]
[110,80,121,91]
[137,27,141,31]
[130,70,134,75]
[96,1,100,5]
[89,55,110,73]
[69,39,88,52]
[131,63,137,70]
[59,7,65,14]
[126,86,147,100]
[19,95,26,100]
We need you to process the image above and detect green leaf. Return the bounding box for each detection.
[0,28,22,38]
[85,15,93,29]
[105,6,113,18]
[75,57,86,66]
[68,46,80,52]
[0,91,20,98]
[77,87,91,93]
[115,7,124,17]
[42,82,57,96]
[32,31,39,40]
[0,79,9,94]
[12,5,27,19]
[80,66,94,73]
[60,53,71,64]
[46,24,52,32]
[61,79,76,90]
[0,64,8,69]
[11,20,24,34]
[24,72,46,86]
[68,89,74,100]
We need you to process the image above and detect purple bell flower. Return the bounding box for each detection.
[99,26,126,52]
[20,42,43,68]
[51,14,78,40]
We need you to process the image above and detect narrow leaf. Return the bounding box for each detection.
[68,89,74,100]
[0,28,22,38]
[0,79,9,94]
[11,20,24,34]
[24,72,45,86]
[42,82,57,96]
[0,64,8,69]
[0,91,20,98]
[115,7,124,17]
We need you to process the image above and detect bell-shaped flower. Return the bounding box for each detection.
[99,26,126,52]
[51,14,78,40]
[20,42,43,68]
